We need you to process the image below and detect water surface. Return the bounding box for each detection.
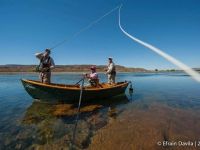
[0,72,200,150]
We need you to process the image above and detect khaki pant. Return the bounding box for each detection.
[40,72,51,84]
[108,73,116,84]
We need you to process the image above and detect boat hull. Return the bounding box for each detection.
[21,79,129,103]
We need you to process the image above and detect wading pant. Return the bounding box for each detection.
[108,73,116,84]
[40,72,51,84]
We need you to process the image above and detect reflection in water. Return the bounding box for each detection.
[19,95,129,149]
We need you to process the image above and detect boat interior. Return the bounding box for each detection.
[24,79,127,89]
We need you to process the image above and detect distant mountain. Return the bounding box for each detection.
[0,64,148,72]
[3,64,26,66]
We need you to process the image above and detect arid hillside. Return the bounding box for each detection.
[0,65,148,72]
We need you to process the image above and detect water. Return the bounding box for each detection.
[0,72,200,150]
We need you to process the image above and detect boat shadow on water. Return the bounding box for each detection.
[21,94,131,149]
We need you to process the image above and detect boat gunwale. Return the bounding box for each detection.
[21,79,129,91]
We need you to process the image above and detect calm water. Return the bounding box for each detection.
[1,72,200,150]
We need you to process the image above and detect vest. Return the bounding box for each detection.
[37,57,51,72]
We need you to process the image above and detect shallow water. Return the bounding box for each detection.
[0,72,200,150]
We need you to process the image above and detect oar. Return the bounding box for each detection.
[75,77,84,85]
[71,78,85,149]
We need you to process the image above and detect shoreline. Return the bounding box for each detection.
[0,71,183,75]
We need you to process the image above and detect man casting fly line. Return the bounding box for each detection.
[35,49,55,84]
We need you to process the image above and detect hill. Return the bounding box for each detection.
[0,65,148,73]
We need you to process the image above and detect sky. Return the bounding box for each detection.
[0,0,200,69]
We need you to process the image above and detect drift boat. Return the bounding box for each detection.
[21,79,129,102]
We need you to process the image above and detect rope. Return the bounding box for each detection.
[71,78,85,149]
[50,5,121,50]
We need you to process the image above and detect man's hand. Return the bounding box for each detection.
[82,73,87,78]
[41,67,49,72]
[85,73,89,78]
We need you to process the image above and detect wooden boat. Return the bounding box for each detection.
[21,79,129,102]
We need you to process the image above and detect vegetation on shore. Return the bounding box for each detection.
[0,65,148,72]
[0,65,192,73]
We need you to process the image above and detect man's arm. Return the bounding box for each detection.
[50,58,55,69]
[35,53,43,60]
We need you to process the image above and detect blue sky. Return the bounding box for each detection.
[0,0,200,69]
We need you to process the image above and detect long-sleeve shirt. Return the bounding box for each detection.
[89,72,98,79]
[35,53,55,69]
[107,62,115,74]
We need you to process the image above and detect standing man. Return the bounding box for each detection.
[35,49,55,84]
[106,57,116,84]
